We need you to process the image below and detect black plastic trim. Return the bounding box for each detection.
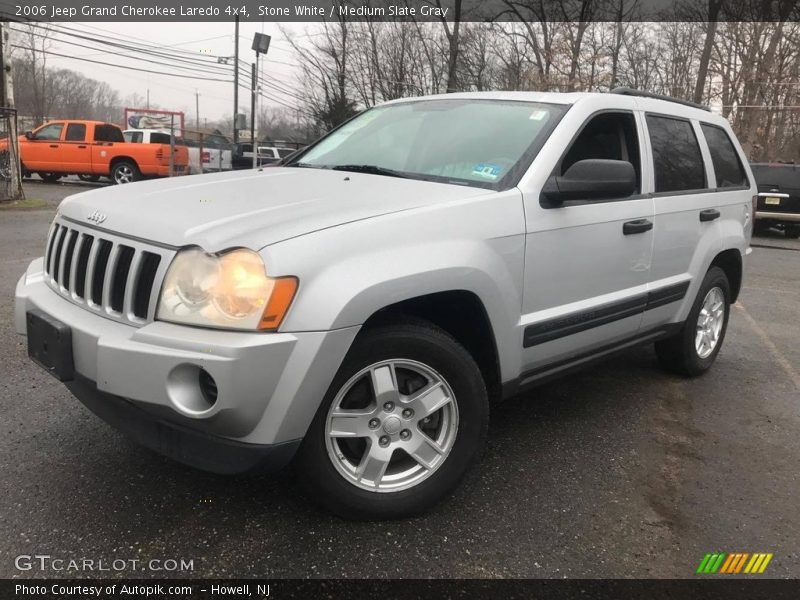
[522,281,690,348]
[65,375,301,475]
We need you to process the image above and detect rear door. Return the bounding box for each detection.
[60,122,90,173]
[641,114,720,330]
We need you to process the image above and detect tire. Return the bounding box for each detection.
[294,319,489,520]
[39,172,61,183]
[78,174,100,183]
[110,160,140,184]
[785,224,800,239]
[655,266,731,377]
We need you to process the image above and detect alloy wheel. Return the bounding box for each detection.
[324,359,459,493]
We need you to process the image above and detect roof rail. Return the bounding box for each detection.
[610,87,711,112]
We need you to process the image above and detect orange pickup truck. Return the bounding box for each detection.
[5,120,188,184]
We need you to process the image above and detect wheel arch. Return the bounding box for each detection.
[361,290,503,402]
[710,248,743,303]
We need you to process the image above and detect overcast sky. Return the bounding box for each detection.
[20,22,307,124]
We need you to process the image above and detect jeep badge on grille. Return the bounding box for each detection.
[86,211,107,225]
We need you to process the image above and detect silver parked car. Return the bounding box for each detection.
[16,90,755,519]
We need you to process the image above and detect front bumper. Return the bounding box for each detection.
[16,257,359,471]
[67,375,300,474]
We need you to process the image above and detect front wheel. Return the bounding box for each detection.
[294,320,489,520]
[111,160,140,184]
[655,266,731,376]
[39,172,61,183]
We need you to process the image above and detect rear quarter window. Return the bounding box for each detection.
[701,124,748,188]
[647,115,706,193]
[95,124,124,143]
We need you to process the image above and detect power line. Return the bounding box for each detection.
[10,44,233,82]
[10,26,234,78]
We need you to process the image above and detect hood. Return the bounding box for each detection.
[59,168,488,251]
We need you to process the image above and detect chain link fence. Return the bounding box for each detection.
[0,107,23,201]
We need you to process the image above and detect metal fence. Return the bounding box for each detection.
[0,107,23,201]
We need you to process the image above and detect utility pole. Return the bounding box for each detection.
[250,33,270,169]
[250,61,257,168]
[0,21,6,107]
[195,89,200,129]
[232,15,239,144]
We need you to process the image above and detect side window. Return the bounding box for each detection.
[150,132,171,144]
[64,123,86,142]
[94,125,124,143]
[647,115,706,193]
[124,131,142,143]
[700,124,748,188]
[560,111,641,195]
[34,123,64,141]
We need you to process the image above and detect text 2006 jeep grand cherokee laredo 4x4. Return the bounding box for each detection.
[16,90,755,519]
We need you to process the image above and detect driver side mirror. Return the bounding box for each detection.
[24,131,33,140]
[541,159,636,205]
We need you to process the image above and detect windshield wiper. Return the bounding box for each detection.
[330,164,410,178]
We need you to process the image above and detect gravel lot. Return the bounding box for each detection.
[1,181,799,578]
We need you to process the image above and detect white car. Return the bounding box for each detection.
[18,90,754,519]
[123,129,232,174]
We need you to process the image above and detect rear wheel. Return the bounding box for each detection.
[295,320,489,520]
[111,160,140,184]
[655,266,731,376]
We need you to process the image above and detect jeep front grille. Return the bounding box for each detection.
[44,217,174,326]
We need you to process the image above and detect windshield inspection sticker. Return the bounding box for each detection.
[472,164,503,180]
[529,110,548,121]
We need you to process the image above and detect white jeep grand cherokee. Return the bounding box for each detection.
[16,90,754,519]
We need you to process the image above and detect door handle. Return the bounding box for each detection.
[700,209,720,222]
[77,145,87,149]
[623,219,653,235]
[49,144,59,148]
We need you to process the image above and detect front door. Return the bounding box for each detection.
[520,111,655,378]
[23,122,65,172]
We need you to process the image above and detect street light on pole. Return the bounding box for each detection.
[251,32,271,169]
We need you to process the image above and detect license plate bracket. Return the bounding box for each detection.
[26,309,74,381]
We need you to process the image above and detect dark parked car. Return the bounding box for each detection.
[750,162,800,238]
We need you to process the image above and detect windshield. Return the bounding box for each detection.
[291,99,566,189]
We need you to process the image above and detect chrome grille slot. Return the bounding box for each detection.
[73,235,93,299]
[91,239,112,306]
[110,246,135,313]
[60,230,79,289]
[42,217,175,327]
[51,227,67,284]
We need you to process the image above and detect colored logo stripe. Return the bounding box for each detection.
[697,553,773,574]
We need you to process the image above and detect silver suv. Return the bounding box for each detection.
[16,90,754,519]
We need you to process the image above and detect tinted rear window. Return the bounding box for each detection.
[701,124,748,188]
[94,124,124,142]
[647,115,706,193]
[150,132,172,144]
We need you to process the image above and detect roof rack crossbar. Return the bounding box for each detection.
[610,87,711,112]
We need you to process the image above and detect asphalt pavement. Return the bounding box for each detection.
[1,181,798,578]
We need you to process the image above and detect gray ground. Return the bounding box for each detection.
[1,181,798,579]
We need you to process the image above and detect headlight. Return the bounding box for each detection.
[157,247,298,331]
